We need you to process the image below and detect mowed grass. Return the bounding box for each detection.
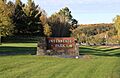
[0,43,37,55]
[0,43,120,78]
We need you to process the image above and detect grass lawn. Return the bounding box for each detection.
[0,43,120,78]
[0,43,37,55]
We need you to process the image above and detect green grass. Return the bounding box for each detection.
[0,43,120,78]
[80,46,120,57]
[0,43,37,55]
[0,55,120,78]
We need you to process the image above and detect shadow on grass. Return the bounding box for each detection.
[0,46,36,55]
[1,45,120,57]
[2,40,38,43]
[80,46,120,57]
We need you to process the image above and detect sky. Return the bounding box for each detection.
[8,0,120,24]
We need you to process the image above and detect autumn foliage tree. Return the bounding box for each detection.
[114,15,120,36]
[43,23,52,37]
[40,13,52,37]
[0,0,14,44]
[0,0,14,36]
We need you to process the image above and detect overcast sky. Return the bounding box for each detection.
[8,0,120,24]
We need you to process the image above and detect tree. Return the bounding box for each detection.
[114,15,120,36]
[0,13,13,36]
[58,7,78,30]
[48,7,78,37]
[43,23,52,37]
[12,0,27,35]
[1,0,6,3]
[48,14,69,37]
[40,12,47,26]
[40,12,52,37]
[23,0,44,36]
[0,0,14,44]
[7,1,15,15]
[11,0,45,36]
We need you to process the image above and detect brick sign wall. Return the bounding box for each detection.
[47,37,77,56]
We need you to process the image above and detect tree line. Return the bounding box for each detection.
[0,0,78,38]
[72,23,120,45]
[0,0,120,45]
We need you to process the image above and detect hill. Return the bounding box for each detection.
[73,23,119,45]
[80,23,113,27]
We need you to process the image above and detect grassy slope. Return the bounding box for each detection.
[0,43,120,78]
[80,46,120,57]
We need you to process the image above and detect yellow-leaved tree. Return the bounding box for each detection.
[44,23,52,37]
[114,15,120,36]
[0,0,14,44]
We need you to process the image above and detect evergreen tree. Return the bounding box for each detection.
[12,0,27,35]
[23,0,44,36]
